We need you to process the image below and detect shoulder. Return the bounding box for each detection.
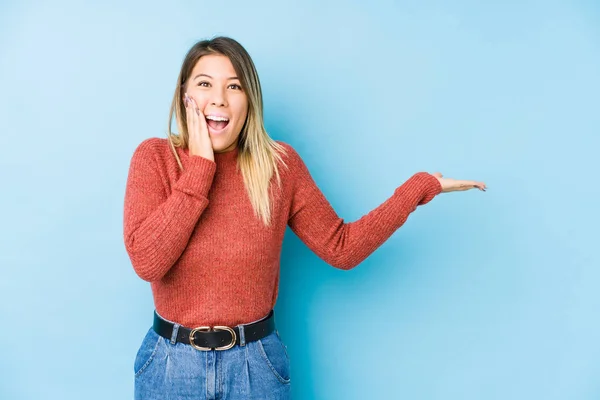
[127,137,174,173]
[129,137,173,163]
[274,140,304,165]
[273,140,313,181]
[132,137,169,157]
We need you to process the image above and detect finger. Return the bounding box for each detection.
[185,93,198,138]
[191,98,209,130]
[464,180,486,191]
[192,97,204,119]
[189,98,212,143]
[184,92,195,123]
[184,94,200,155]
[184,92,193,112]
[191,97,204,117]
[465,181,486,191]
[432,172,443,178]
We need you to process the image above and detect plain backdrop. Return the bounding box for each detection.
[1,0,599,399]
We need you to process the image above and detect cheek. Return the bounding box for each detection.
[186,89,210,109]
[234,100,249,124]
[238,109,248,125]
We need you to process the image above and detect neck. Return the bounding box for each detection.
[214,145,239,162]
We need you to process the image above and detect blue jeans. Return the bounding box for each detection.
[133,316,291,399]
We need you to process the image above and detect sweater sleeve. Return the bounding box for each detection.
[286,146,442,270]
[123,138,217,282]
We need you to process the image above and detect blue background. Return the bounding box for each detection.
[1,0,599,399]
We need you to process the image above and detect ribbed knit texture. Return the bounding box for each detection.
[123,138,442,327]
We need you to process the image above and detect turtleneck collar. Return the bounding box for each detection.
[214,145,239,163]
[178,144,239,164]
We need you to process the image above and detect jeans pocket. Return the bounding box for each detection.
[256,331,291,384]
[134,328,162,377]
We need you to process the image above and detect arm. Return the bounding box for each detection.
[286,147,442,270]
[123,139,216,282]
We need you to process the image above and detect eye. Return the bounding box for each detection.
[197,81,210,87]
[228,83,243,90]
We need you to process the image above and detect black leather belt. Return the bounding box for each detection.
[153,310,275,351]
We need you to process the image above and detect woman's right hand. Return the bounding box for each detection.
[184,92,214,162]
[431,172,487,192]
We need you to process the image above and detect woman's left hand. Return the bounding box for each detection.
[431,172,487,193]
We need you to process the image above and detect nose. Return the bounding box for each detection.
[210,87,227,107]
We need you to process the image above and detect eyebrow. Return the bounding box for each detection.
[193,73,239,80]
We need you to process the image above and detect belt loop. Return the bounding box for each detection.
[238,324,246,347]
[170,323,180,344]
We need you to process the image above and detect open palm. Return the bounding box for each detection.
[432,172,487,193]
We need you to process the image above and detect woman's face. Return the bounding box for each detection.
[184,54,248,153]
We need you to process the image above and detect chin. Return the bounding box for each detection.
[212,138,237,153]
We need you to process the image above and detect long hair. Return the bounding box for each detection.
[167,37,287,226]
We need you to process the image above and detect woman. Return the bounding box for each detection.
[123,36,486,399]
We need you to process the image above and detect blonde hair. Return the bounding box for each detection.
[167,37,287,226]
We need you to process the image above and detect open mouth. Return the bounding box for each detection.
[206,115,230,131]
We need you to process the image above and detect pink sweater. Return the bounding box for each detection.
[123,138,442,327]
